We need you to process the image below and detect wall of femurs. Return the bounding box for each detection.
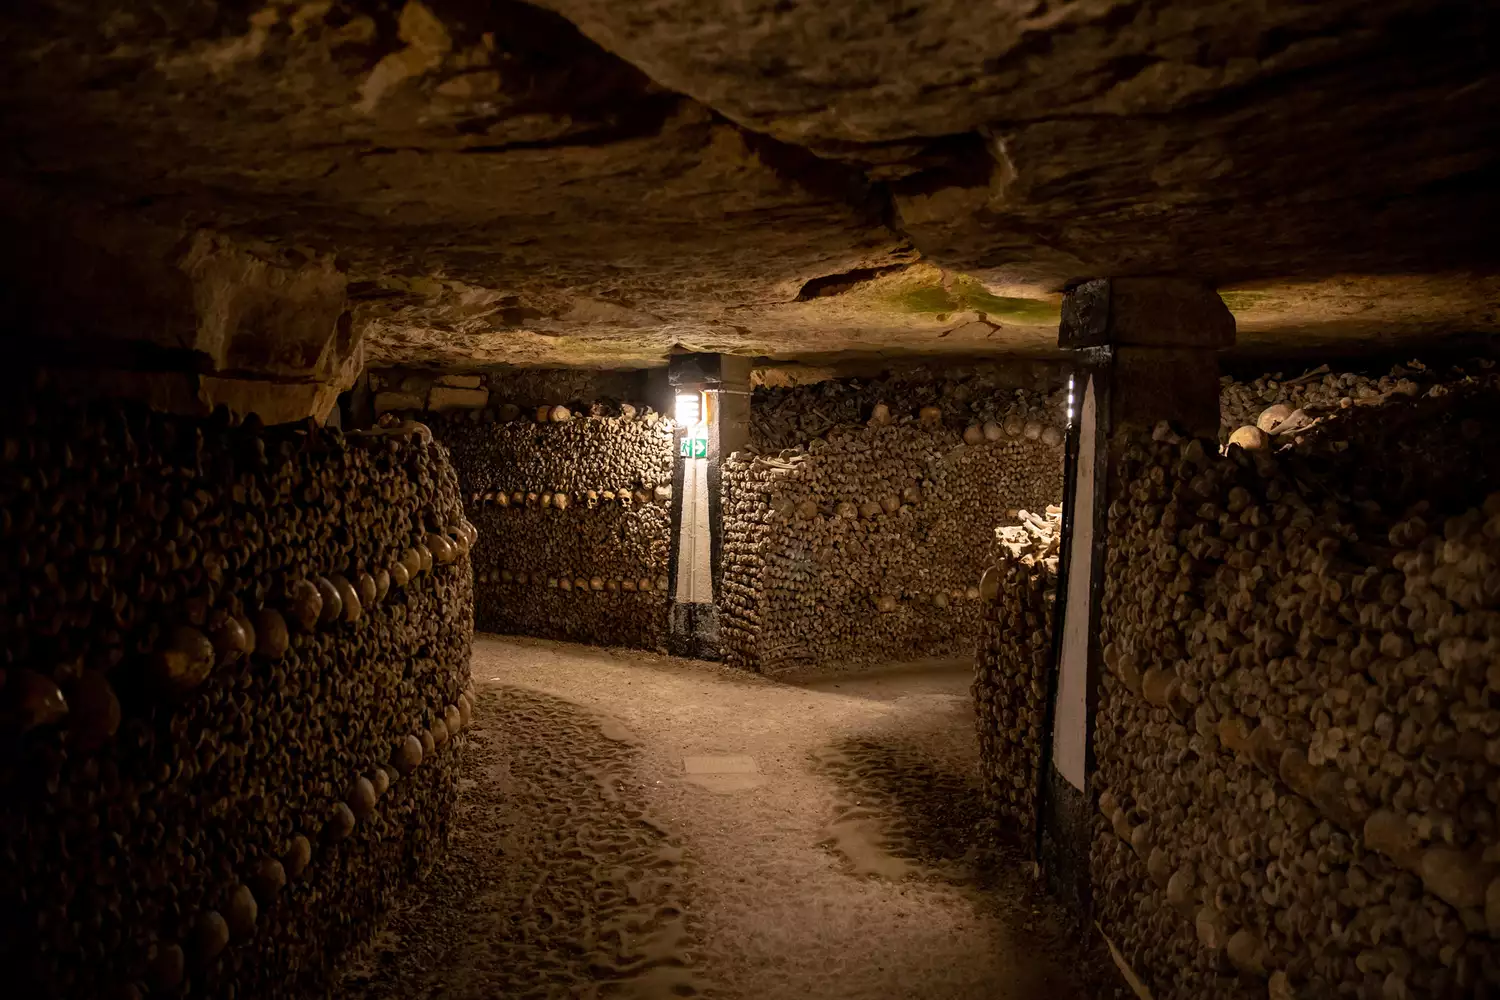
[426,400,675,650]
[1093,374,1500,999]
[0,389,475,999]
[720,372,1067,670]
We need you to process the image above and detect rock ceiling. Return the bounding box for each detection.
[0,0,1497,373]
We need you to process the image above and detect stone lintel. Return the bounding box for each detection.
[427,385,490,410]
[667,352,753,388]
[374,391,425,415]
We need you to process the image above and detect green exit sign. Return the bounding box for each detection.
[679,435,708,458]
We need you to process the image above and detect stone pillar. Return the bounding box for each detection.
[1039,278,1234,913]
[666,353,752,659]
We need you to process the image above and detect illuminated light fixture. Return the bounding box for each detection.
[1065,374,1076,424]
[675,390,708,430]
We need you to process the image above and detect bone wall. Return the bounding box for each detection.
[1217,358,1495,446]
[0,390,475,999]
[721,374,1067,671]
[973,510,1061,840]
[429,403,675,650]
[1094,377,1500,999]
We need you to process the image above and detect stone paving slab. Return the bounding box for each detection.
[683,755,759,775]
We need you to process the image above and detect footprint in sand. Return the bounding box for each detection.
[335,685,708,1000]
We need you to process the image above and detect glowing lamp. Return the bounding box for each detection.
[675,391,704,428]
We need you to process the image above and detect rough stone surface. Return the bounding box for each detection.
[426,385,489,410]
[0,1,1495,369]
[374,391,425,415]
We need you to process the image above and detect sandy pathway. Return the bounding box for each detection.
[338,635,1116,1000]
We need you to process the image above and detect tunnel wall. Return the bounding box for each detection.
[719,373,1066,671]
[973,518,1059,843]
[0,391,475,999]
[1092,380,1500,1000]
[429,404,675,650]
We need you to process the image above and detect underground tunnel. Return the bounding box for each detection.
[2,1,1500,998]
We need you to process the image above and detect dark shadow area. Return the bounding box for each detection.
[812,728,1127,999]
[816,733,991,872]
[794,263,914,301]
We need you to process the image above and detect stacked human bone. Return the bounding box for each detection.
[751,370,1065,452]
[429,402,674,650]
[973,507,1061,838]
[720,451,787,670]
[1218,358,1495,449]
[0,391,476,1000]
[1094,375,1500,1000]
[720,373,1066,671]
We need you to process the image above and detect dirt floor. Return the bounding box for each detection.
[336,635,1121,1000]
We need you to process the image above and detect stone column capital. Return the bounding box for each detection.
[1059,277,1235,351]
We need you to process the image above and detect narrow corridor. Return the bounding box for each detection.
[337,636,1110,1000]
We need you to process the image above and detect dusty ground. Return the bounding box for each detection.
[337,635,1120,1000]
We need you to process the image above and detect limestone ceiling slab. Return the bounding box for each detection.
[531,1,1428,142]
[0,0,1495,369]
